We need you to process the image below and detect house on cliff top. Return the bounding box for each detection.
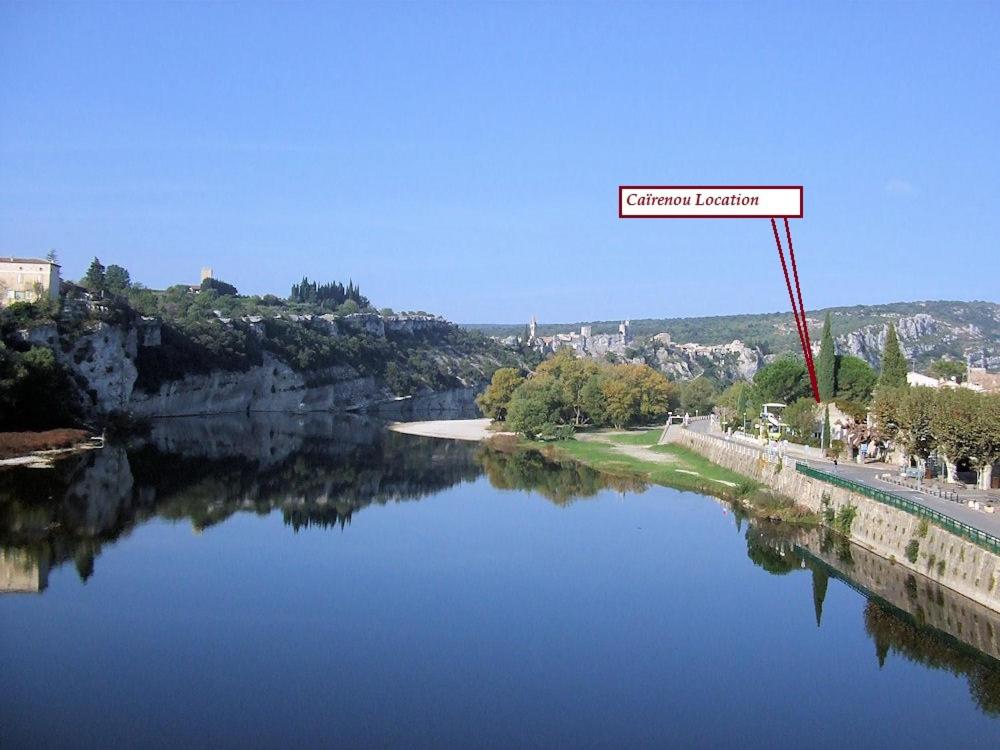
[0,257,61,307]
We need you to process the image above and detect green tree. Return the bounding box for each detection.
[752,355,811,405]
[930,388,982,482]
[81,257,106,293]
[822,405,831,448]
[896,386,936,465]
[476,367,525,421]
[783,397,818,439]
[105,264,131,295]
[817,312,836,401]
[680,377,717,416]
[879,323,908,388]
[336,299,360,316]
[871,385,905,441]
[201,277,238,296]
[974,394,1000,488]
[928,358,967,383]
[579,373,608,426]
[600,363,674,428]
[717,381,754,429]
[535,349,602,425]
[834,355,877,404]
[506,377,565,439]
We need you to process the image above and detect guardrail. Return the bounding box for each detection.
[796,463,1000,555]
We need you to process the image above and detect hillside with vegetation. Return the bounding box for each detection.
[0,259,534,431]
[468,300,1000,373]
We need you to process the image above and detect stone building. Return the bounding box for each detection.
[526,317,634,358]
[0,256,60,307]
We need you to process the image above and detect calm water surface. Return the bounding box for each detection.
[2,415,999,748]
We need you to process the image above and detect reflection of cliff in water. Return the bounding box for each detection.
[745,520,1000,714]
[0,414,481,592]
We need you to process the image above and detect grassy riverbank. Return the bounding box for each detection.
[517,428,817,524]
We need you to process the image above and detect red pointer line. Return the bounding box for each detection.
[770,218,821,403]
[783,219,821,402]
[770,219,808,364]
[785,218,819,403]
[784,218,816,372]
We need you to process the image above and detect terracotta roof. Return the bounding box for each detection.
[0,257,60,267]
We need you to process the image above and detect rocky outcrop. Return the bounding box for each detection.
[385,314,452,336]
[837,313,999,369]
[67,323,139,413]
[652,339,761,382]
[129,354,381,417]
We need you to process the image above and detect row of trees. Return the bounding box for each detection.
[872,385,1000,486]
[289,276,369,310]
[82,257,132,296]
[478,350,676,438]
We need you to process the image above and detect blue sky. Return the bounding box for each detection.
[1,1,998,323]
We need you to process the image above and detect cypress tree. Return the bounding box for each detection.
[879,323,908,387]
[822,405,831,449]
[81,257,106,293]
[817,312,836,401]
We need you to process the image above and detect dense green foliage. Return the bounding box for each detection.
[928,357,967,383]
[502,350,676,438]
[817,313,836,401]
[752,355,811,404]
[289,276,369,310]
[679,376,718,416]
[782,397,818,438]
[879,323,908,387]
[0,342,79,430]
[476,368,525,421]
[873,384,1000,480]
[834,355,877,403]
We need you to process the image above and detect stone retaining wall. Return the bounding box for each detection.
[663,426,1000,613]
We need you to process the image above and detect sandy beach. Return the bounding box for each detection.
[388,418,501,442]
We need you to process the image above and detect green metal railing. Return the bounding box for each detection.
[796,462,1000,556]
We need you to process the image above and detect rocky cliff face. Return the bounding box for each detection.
[651,339,762,382]
[27,314,492,420]
[837,313,1000,369]
[129,354,380,417]
[21,321,140,414]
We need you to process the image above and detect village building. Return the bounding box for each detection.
[0,256,61,307]
[526,317,634,358]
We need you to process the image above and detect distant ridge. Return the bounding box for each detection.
[463,300,1000,372]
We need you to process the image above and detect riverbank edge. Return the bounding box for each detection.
[664,426,1000,614]
[511,432,819,525]
[0,430,102,468]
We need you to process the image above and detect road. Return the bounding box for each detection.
[684,417,1000,539]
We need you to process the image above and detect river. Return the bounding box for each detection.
[1,414,998,747]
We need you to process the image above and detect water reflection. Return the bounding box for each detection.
[0,415,481,590]
[476,445,648,505]
[1,414,998,716]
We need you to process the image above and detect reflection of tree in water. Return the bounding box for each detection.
[0,427,482,587]
[476,447,647,506]
[864,600,1000,715]
[744,522,802,576]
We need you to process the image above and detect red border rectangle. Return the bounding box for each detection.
[618,185,803,219]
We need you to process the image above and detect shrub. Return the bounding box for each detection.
[905,539,920,564]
